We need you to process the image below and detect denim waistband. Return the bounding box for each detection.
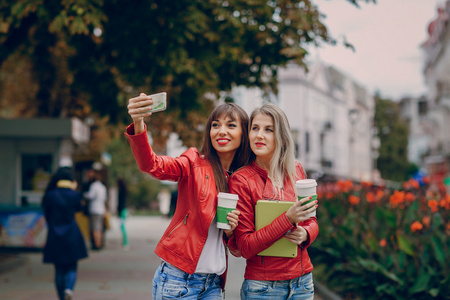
[160,261,220,282]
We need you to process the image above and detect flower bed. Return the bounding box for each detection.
[310,179,450,300]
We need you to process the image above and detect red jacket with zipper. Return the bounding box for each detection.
[228,161,319,281]
[125,124,237,289]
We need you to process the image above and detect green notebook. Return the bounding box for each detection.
[255,200,298,258]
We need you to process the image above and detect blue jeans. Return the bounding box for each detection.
[241,272,314,300]
[54,262,77,300]
[152,261,223,299]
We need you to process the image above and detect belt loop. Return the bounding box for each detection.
[186,272,191,285]
[297,274,302,288]
[160,261,166,273]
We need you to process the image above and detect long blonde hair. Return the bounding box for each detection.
[250,103,297,198]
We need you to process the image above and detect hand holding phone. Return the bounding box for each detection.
[145,92,167,113]
[128,92,167,135]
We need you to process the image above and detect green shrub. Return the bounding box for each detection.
[310,179,450,300]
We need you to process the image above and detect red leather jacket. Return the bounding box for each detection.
[228,161,319,281]
[125,124,234,288]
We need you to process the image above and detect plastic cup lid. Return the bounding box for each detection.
[217,192,239,200]
[295,179,317,188]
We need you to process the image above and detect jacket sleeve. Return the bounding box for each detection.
[299,217,319,248]
[226,235,241,257]
[125,123,191,181]
[229,174,295,259]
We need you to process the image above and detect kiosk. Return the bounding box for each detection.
[0,118,89,249]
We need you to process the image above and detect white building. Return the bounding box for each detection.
[403,0,450,181]
[399,96,435,166]
[232,60,376,181]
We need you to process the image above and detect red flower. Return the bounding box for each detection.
[337,180,353,193]
[376,190,384,201]
[366,192,376,203]
[422,216,431,228]
[379,238,387,247]
[410,179,420,189]
[389,190,405,208]
[411,221,423,232]
[428,200,439,213]
[349,195,360,205]
[405,192,416,203]
[325,192,335,199]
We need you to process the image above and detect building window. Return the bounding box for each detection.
[418,101,427,115]
[21,154,53,192]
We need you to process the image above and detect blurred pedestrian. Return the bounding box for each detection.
[117,177,129,250]
[126,94,250,299]
[229,103,319,300]
[83,169,107,250]
[42,167,88,300]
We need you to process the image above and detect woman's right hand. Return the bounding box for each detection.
[127,93,154,134]
[285,197,317,224]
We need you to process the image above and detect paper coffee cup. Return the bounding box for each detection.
[216,192,239,229]
[296,179,317,218]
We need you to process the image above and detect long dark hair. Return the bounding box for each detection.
[200,103,250,192]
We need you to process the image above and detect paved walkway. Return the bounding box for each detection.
[0,215,325,300]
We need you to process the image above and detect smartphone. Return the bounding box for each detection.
[146,92,167,113]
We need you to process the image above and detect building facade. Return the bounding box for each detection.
[232,60,376,182]
[403,0,450,183]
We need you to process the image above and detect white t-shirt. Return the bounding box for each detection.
[195,217,226,275]
[84,180,107,215]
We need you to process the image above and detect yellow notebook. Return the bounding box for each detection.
[255,200,298,257]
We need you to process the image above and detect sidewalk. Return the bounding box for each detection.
[0,216,329,300]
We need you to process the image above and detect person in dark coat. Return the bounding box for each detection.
[42,167,88,300]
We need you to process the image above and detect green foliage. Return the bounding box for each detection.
[1,0,374,147]
[374,96,411,182]
[105,130,162,210]
[128,177,160,210]
[311,180,450,299]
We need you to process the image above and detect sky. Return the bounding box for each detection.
[308,0,446,100]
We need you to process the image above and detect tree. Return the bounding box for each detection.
[0,0,375,149]
[374,95,411,182]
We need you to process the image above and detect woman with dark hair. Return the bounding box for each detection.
[42,167,88,300]
[126,92,250,299]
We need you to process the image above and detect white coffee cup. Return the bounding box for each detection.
[216,192,239,229]
[295,179,317,218]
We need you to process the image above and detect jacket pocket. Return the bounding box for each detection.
[167,212,190,238]
[199,173,210,201]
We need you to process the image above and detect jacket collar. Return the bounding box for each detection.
[249,161,296,201]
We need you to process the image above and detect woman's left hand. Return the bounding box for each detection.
[224,210,240,238]
[286,225,308,245]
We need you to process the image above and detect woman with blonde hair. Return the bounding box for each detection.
[229,103,319,299]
